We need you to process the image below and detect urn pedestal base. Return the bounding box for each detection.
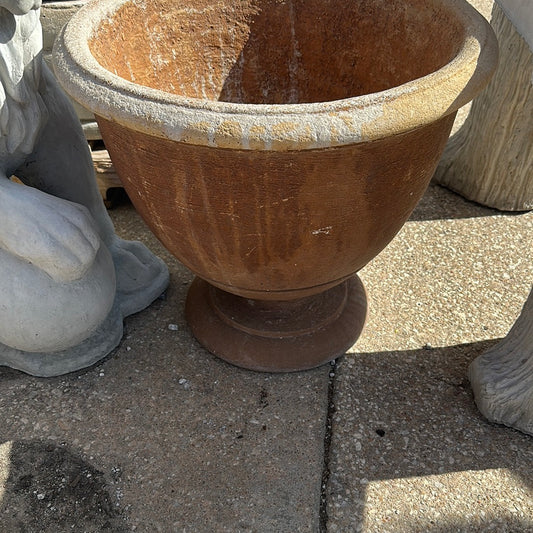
[185,276,367,372]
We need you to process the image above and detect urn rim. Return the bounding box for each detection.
[53,0,498,150]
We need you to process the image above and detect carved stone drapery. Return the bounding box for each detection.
[0,1,168,376]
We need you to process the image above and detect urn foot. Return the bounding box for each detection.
[185,276,367,372]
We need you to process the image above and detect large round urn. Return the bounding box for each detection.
[53,0,498,371]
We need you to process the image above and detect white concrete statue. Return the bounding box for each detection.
[0,0,168,376]
[470,289,533,436]
[464,1,533,437]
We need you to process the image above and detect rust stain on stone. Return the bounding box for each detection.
[271,121,299,150]
[214,120,243,148]
[271,121,297,137]
[296,125,314,148]
[339,115,357,133]
[181,121,212,144]
[330,124,340,143]
[249,124,267,150]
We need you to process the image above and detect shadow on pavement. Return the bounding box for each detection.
[0,440,129,532]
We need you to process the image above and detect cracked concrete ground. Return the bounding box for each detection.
[1,0,532,531]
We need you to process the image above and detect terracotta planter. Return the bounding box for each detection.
[54,0,497,371]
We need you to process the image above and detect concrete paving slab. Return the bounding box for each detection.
[0,207,330,532]
[326,183,533,532]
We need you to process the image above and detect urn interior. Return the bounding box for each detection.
[89,0,464,105]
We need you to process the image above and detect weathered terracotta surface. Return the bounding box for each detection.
[97,114,455,300]
[54,0,498,371]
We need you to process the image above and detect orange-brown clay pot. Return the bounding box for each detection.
[54,0,498,371]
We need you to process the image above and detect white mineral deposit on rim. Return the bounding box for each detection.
[53,0,497,150]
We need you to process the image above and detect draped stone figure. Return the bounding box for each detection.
[0,0,168,376]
